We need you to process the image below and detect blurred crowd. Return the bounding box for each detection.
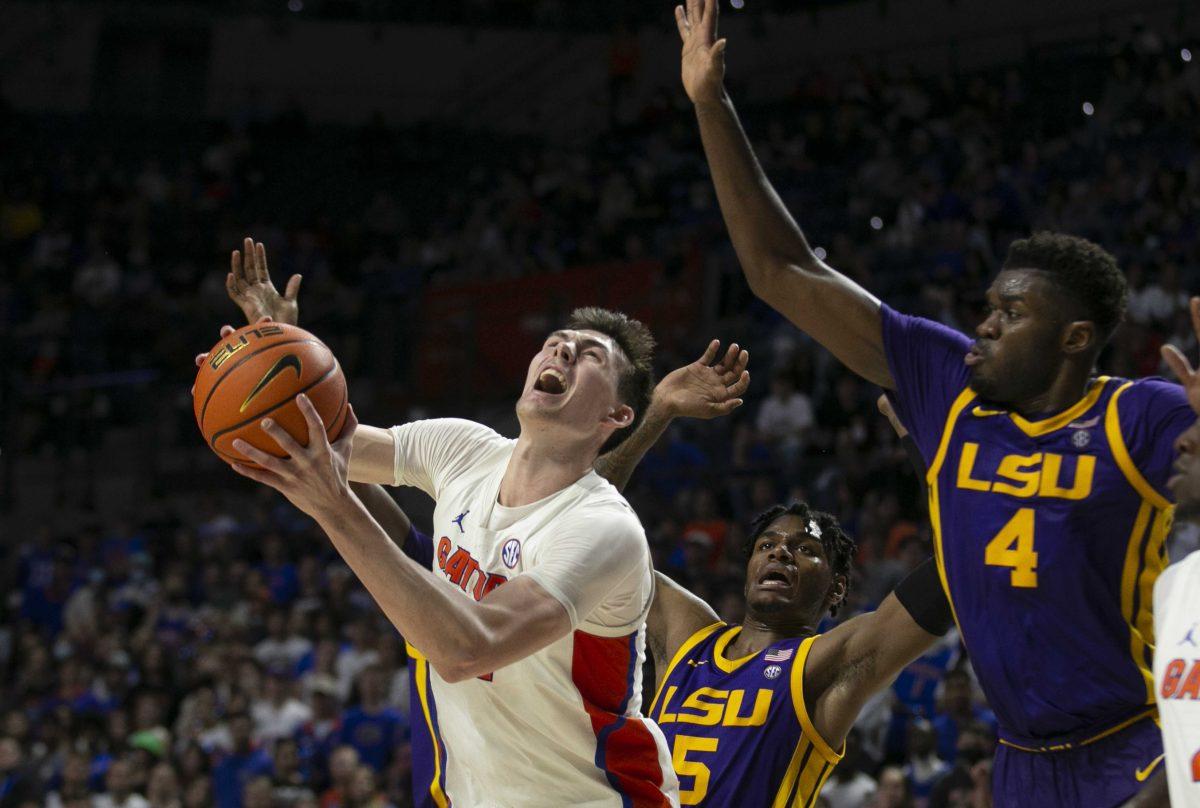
[3,17,1199,808]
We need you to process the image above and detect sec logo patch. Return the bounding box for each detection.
[502,538,522,568]
[764,664,783,681]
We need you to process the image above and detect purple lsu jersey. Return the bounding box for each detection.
[881,304,1192,753]
[649,623,842,807]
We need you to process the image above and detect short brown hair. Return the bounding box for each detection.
[565,307,655,453]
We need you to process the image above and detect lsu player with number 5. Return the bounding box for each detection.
[674,0,1193,802]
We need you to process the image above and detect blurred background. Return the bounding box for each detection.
[2,0,1199,806]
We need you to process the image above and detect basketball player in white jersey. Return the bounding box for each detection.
[1147,295,1200,807]
[217,245,747,807]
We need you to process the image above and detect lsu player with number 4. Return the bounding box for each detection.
[674,0,1193,803]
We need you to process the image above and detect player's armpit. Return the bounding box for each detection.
[348,423,400,485]
[648,572,721,688]
[805,591,940,747]
[437,576,573,683]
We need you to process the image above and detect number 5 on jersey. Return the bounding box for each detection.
[985,508,1038,587]
[672,735,717,805]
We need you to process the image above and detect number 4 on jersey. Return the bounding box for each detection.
[985,508,1038,587]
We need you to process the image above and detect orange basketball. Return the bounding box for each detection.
[193,322,348,467]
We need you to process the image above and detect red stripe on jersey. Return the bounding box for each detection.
[572,630,670,808]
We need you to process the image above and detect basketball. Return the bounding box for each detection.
[193,322,349,467]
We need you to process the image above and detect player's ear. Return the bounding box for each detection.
[827,574,848,611]
[604,404,635,430]
[1061,320,1097,356]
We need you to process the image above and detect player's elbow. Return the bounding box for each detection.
[432,647,497,684]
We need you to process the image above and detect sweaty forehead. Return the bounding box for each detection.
[762,514,821,543]
[548,328,615,350]
[987,269,1064,309]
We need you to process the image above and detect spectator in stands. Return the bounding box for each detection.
[337,665,406,773]
[211,712,272,808]
[930,669,997,762]
[903,718,950,806]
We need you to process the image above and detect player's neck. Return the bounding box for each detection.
[1010,364,1093,418]
[499,433,598,507]
[730,614,817,657]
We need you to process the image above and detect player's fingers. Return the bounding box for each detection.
[226,271,239,301]
[728,369,750,397]
[194,352,208,368]
[877,394,893,416]
[1161,343,1195,383]
[711,398,743,416]
[256,315,273,324]
[674,5,689,41]
[231,251,247,291]
[255,241,269,284]
[260,417,305,458]
[232,439,289,474]
[712,38,727,59]
[284,274,302,302]
[295,394,328,452]
[697,339,720,366]
[231,462,282,488]
[242,237,256,280]
[1190,296,1200,343]
[332,405,359,456]
[220,324,235,338]
[703,0,719,37]
[686,0,702,35]
[733,347,748,374]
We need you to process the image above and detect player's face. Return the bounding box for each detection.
[743,514,842,621]
[516,328,633,444]
[1169,419,1200,519]
[968,270,1069,406]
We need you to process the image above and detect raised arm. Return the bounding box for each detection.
[676,0,892,388]
[647,572,720,689]
[594,339,749,491]
[222,239,422,549]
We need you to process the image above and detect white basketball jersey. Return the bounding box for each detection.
[390,419,679,808]
[1152,549,1200,805]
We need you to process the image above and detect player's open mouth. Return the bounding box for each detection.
[534,368,568,396]
[757,569,793,591]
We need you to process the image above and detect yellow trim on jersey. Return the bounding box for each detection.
[1106,382,1172,511]
[770,735,837,808]
[412,654,450,808]
[925,388,976,634]
[1123,503,1172,704]
[1007,376,1110,436]
[997,706,1158,753]
[649,621,725,715]
[712,626,761,673]
[788,635,844,765]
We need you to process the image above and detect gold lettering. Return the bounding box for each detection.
[956,443,991,492]
[676,688,727,726]
[658,686,679,724]
[992,453,1042,498]
[722,689,772,727]
[1039,454,1094,500]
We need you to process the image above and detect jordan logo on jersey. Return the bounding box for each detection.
[435,537,507,601]
[1181,623,1199,647]
[452,510,469,533]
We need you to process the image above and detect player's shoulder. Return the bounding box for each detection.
[1111,375,1187,411]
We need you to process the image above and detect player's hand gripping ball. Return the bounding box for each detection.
[194,322,348,467]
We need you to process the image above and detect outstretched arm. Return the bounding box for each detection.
[676,0,891,388]
[647,572,721,690]
[594,339,749,491]
[222,240,423,552]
